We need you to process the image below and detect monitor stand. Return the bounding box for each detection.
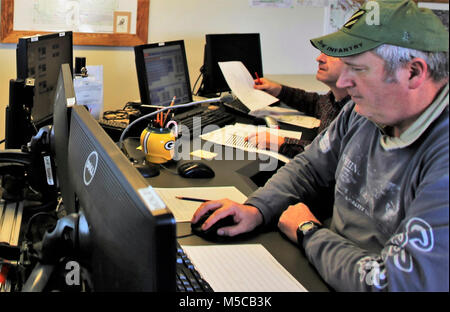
[21,212,92,292]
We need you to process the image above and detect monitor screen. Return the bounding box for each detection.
[16,31,73,125]
[134,40,193,107]
[67,105,176,291]
[200,33,263,96]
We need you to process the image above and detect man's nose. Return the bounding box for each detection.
[336,68,353,89]
[316,53,326,64]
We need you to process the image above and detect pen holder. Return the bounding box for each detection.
[140,126,176,164]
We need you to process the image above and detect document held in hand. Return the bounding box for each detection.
[218,61,278,111]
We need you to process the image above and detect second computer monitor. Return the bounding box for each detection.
[134,40,193,107]
[200,33,263,97]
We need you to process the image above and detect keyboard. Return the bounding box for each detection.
[223,98,250,114]
[98,119,128,142]
[176,243,213,292]
[98,119,128,130]
[175,106,236,138]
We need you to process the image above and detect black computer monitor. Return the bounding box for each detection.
[5,31,73,149]
[199,33,263,97]
[67,105,176,291]
[51,63,77,215]
[134,40,193,108]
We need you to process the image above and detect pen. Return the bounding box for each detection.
[175,196,210,203]
[255,72,262,85]
[163,96,176,126]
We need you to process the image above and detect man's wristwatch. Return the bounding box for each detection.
[296,221,322,247]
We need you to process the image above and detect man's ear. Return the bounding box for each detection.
[408,58,428,89]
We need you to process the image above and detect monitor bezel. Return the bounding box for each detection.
[51,63,77,215]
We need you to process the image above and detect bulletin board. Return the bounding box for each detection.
[0,0,149,46]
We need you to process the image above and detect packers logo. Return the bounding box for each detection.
[344,9,366,29]
[164,140,175,150]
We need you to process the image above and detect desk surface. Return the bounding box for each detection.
[124,114,331,292]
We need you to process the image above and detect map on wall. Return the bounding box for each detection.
[323,0,365,34]
[249,0,294,8]
[296,0,365,34]
[13,0,138,34]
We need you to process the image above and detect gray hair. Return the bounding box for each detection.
[372,44,449,83]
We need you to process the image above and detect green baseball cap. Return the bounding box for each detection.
[310,0,449,57]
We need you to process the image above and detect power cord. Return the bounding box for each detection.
[158,163,179,176]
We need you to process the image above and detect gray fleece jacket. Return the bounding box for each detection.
[246,84,449,291]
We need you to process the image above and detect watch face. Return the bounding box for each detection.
[300,221,315,232]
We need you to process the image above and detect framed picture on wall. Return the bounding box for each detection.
[0,0,149,46]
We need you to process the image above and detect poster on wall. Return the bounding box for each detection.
[249,0,294,8]
[323,0,364,35]
[297,0,331,7]
[1,0,149,46]
[13,0,138,34]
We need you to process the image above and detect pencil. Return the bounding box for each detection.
[255,72,262,85]
[163,96,176,126]
[175,196,210,203]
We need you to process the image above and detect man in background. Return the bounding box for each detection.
[247,53,350,158]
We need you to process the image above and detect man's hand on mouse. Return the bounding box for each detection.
[191,199,264,237]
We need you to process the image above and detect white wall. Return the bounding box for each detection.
[148,0,324,76]
[0,0,327,148]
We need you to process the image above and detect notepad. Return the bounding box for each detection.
[153,186,248,222]
[182,244,307,292]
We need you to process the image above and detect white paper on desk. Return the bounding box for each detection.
[182,244,307,292]
[234,123,302,140]
[200,124,294,163]
[218,61,278,111]
[274,115,321,129]
[153,186,247,222]
[250,105,304,117]
[250,106,321,129]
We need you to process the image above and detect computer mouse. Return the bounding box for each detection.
[177,161,215,179]
[133,163,160,178]
[191,211,236,241]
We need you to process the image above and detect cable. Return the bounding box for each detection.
[176,233,195,239]
[158,164,179,175]
[192,71,203,96]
